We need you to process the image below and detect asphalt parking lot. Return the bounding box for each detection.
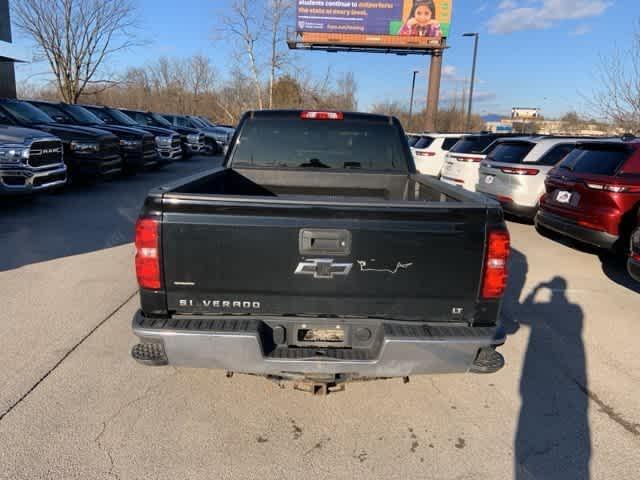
[0,155,638,480]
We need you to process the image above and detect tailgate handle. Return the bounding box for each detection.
[299,229,351,256]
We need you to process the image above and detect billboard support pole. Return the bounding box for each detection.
[425,49,443,132]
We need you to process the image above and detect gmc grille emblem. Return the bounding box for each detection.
[294,259,353,279]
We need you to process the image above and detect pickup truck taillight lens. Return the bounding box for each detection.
[481,230,511,299]
[135,218,161,290]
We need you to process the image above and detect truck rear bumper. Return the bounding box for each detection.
[132,311,506,377]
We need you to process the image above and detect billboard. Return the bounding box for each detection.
[511,108,541,120]
[295,0,453,51]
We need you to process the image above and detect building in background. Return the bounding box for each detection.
[0,0,18,99]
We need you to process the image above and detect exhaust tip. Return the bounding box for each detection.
[131,342,168,366]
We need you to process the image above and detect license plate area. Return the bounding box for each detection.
[292,323,351,348]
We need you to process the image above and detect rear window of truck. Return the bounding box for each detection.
[557,145,631,175]
[485,142,535,164]
[231,116,410,172]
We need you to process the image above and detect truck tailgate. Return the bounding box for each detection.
[161,200,488,323]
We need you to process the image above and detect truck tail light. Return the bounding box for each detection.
[135,218,161,290]
[300,111,344,120]
[416,151,436,157]
[481,229,510,299]
[500,167,539,176]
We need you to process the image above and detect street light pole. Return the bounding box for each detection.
[463,33,479,132]
[409,70,419,131]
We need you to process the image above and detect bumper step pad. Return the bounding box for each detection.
[470,347,505,374]
[131,343,168,366]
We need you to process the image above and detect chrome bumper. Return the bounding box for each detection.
[0,164,67,195]
[133,312,505,377]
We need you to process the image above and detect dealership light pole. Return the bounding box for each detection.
[463,32,479,132]
[409,70,419,131]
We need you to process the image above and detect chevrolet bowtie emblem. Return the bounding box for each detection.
[294,259,353,279]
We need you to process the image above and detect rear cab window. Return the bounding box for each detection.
[230,113,411,172]
[557,143,632,176]
[485,141,535,164]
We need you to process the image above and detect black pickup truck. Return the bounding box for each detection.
[131,110,511,391]
[0,98,122,180]
[26,100,158,173]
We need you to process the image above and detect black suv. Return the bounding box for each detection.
[81,105,183,163]
[119,109,206,157]
[27,100,157,173]
[0,98,122,180]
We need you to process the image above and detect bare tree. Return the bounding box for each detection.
[267,0,292,108]
[223,0,265,109]
[590,22,640,132]
[14,0,139,103]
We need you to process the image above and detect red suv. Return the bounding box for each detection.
[536,140,640,252]
[629,223,640,281]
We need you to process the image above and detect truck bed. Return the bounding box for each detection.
[166,167,484,204]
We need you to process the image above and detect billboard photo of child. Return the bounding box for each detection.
[399,0,442,38]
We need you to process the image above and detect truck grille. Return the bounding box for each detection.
[171,135,181,149]
[99,138,120,157]
[142,136,156,156]
[28,140,63,168]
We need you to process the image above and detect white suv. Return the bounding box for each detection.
[441,134,521,191]
[476,136,601,220]
[410,133,462,176]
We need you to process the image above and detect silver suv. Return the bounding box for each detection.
[477,136,589,220]
[0,126,67,195]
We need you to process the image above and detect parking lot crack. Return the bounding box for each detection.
[93,368,179,480]
[0,290,139,423]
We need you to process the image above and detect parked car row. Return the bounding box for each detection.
[409,131,640,283]
[0,97,234,196]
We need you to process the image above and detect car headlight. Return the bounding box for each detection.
[186,134,200,143]
[0,144,29,164]
[70,141,100,153]
[120,139,142,149]
[155,136,171,147]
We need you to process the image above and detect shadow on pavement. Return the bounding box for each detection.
[504,249,591,480]
[0,157,220,272]
[537,224,639,294]
[599,253,640,294]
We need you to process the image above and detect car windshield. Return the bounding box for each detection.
[450,136,496,154]
[65,105,105,125]
[199,117,216,127]
[1,101,54,124]
[189,117,207,128]
[557,145,631,175]
[232,116,409,171]
[485,142,535,164]
[111,109,142,126]
[414,136,434,149]
[150,113,173,127]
